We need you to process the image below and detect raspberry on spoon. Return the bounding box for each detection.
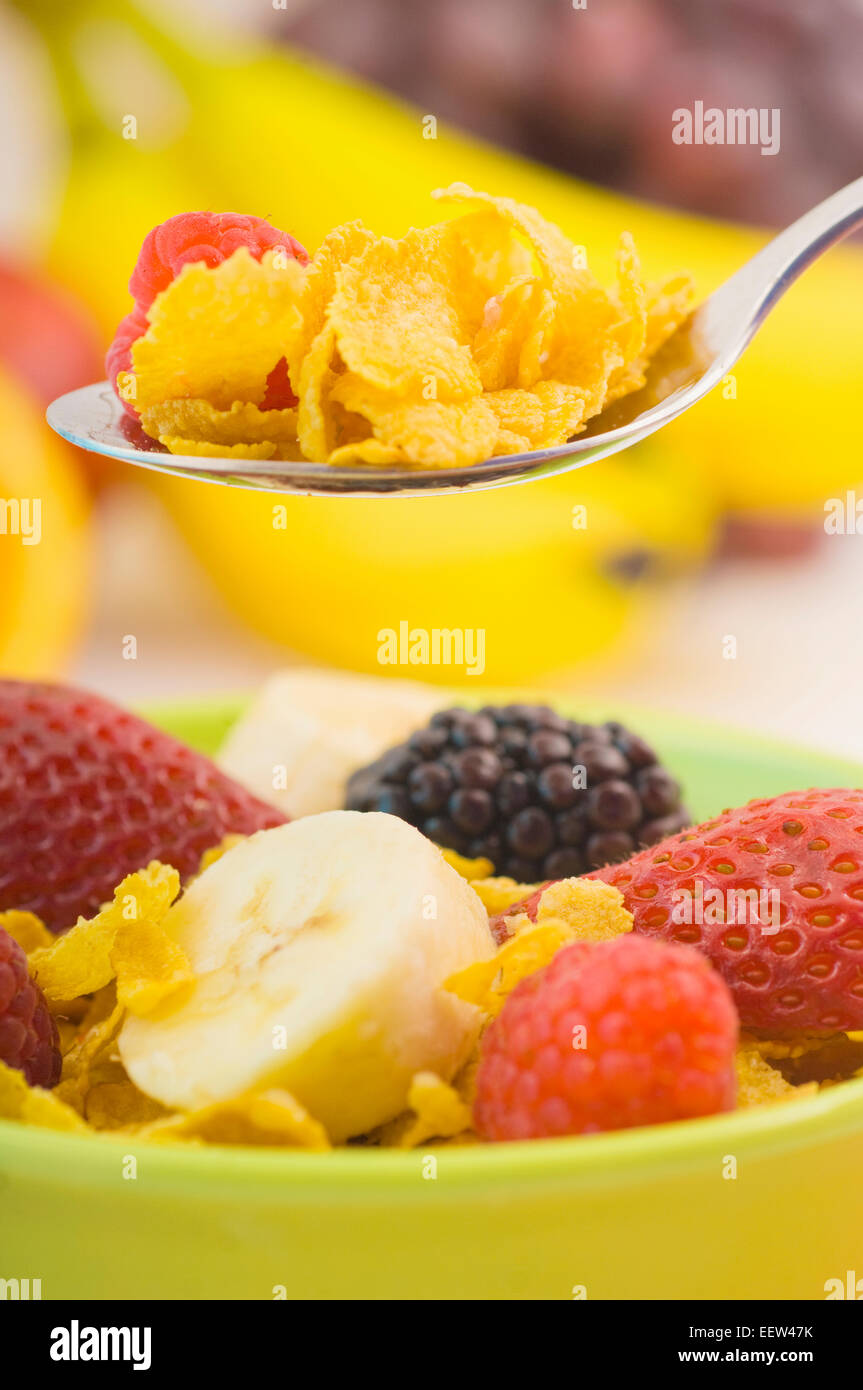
[129,211,308,311]
[106,210,309,417]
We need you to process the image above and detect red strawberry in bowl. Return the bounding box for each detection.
[491,789,863,1032]
[0,681,286,933]
[489,883,548,944]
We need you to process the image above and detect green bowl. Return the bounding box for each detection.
[3,697,863,1300]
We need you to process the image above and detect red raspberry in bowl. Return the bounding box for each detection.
[0,681,287,933]
[473,934,737,1141]
[0,928,61,1088]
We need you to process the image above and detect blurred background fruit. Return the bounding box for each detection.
[157,435,719,684]
[0,364,90,675]
[0,258,108,489]
[0,262,101,409]
[280,0,863,230]
[1,0,862,722]
[20,0,863,529]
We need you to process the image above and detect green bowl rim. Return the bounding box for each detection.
[3,691,863,1193]
[3,1070,863,1197]
[137,688,863,788]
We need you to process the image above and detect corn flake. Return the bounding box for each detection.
[55,999,125,1112]
[198,835,247,874]
[439,848,495,882]
[395,1071,474,1148]
[643,274,696,358]
[326,439,407,468]
[735,1044,818,1108]
[295,323,342,462]
[447,878,632,1016]
[328,224,482,402]
[446,916,580,1018]
[159,437,280,460]
[85,1082,170,1131]
[131,1089,330,1150]
[472,276,555,392]
[0,1059,88,1132]
[121,248,305,411]
[436,185,621,388]
[470,876,541,916]
[446,207,534,338]
[112,915,194,1017]
[0,909,53,954]
[533,876,633,938]
[140,399,298,459]
[29,863,181,1004]
[485,380,590,453]
[286,220,376,376]
[329,375,499,468]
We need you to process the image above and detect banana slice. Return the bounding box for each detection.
[119,811,494,1141]
[218,669,444,818]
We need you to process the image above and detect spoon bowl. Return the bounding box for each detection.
[47,176,863,498]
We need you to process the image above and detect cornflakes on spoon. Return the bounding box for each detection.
[109,189,693,470]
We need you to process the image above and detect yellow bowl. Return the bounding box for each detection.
[2,698,862,1300]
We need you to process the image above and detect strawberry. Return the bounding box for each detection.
[489,883,548,944]
[491,789,863,1031]
[0,681,286,933]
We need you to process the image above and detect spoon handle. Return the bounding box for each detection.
[706,175,863,358]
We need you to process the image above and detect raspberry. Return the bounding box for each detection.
[105,305,149,420]
[107,211,309,416]
[259,356,300,412]
[128,211,308,311]
[0,928,61,1087]
[473,934,737,1141]
[346,705,689,881]
[0,681,287,933]
[591,788,863,1031]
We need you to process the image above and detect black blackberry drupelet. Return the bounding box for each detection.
[345,704,690,880]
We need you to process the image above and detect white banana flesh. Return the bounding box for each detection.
[119,811,494,1141]
[218,669,445,818]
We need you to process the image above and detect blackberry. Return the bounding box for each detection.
[345,704,690,879]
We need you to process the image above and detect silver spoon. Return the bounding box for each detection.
[47,175,863,499]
